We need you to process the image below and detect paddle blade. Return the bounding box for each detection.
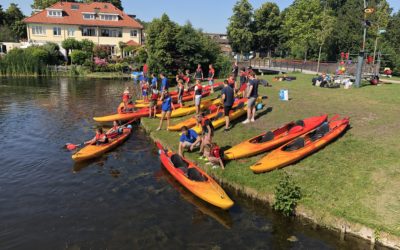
[66,144,78,151]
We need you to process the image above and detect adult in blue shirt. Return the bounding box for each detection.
[243,73,259,124]
[160,73,169,91]
[179,126,202,157]
[221,80,235,131]
[156,90,175,131]
[151,73,158,88]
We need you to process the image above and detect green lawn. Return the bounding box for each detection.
[142,73,400,237]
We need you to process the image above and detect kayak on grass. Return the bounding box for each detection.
[72,127,132,162]
[168,98,246,131]
[156,97,221,119]
[223,114,328,160]
[249,116,350,173]
[156,141,234,210]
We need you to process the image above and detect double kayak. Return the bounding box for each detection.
[250,116,350,173]
[223,114,328,160]
[72,127,132,162]
[156,98,221,119]
[156,141,234,210]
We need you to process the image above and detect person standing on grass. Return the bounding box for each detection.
[149,85,159,118]
[232,61,239,82]
[239,67,247,89]
[194,64,203,82]
[243,73,259,124]
[208,64,215,93]
[160,73,169,91]
[151,73,158,89]
[193,79,203,115]
[184,69,191,90]
[177,79,185,108]
[221,80,234,132]
[156,90,175,131]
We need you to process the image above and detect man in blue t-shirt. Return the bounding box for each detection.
[221,80,235,131]
[179,126,202,157]
[160,73,169,91]
[151,73,158,88]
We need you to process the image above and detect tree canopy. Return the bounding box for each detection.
[227,0,254,54]
[0,3,26,42]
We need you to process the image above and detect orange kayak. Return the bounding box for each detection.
[250,116,350,173]
[224,114,328,160]
[135,90,210,108]
[72,127,132,162]
[156,141,234,210]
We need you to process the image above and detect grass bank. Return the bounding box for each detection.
[141,73,400,248]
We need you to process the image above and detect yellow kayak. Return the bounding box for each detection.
[191,101,248,134]
[72,128,131,162]
[156,98,221,118]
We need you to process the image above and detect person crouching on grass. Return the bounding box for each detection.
[196,113,214,159]
[179,126,202,157]
[203,143,225,170]
[156,90,175,131]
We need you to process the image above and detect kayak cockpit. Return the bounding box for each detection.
[170,154,208,182]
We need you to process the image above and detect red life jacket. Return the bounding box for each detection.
[211,144,220,158]
[151,89,159,100]
[95,133,106,141]
[195,84,203,95]
[122,93,130,101]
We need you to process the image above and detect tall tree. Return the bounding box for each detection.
[283,0,325,61]
[227,0,254,56]
[0,5,5,25]
[31,0,123,10]
[253,2,282,57]
[145,14,178,74]
[316,8,336,72]
[31,0,61,10]
[4,3,26,40]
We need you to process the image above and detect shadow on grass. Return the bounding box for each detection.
[255,106,273,120]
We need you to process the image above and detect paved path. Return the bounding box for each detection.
[380,78,400,84]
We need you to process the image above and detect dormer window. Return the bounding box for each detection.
[83,13,95,20]
[47,10,62,17]
[99,14,118,21]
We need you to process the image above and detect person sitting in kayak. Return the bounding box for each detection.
[106,121,122,139]
[179,126,202,157]
[85,128,108,145]
[196,112,214,158]
[149,85,159,118]
[122,87,131,112]
[203,143,225,170]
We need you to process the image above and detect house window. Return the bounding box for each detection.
[100,14,118,21]
[83,13,95,20]
[130,30,138,37]
[82,27,97,36]
[32,26,45,35]
[71,4,79,10]
[67,28,75,36]
[101,29,122,37]
[48,10,62,17]
[53,27,61,36]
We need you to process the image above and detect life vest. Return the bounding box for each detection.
[228,78,235,88]
[95,133,106,141]
[195,68,202,79]
[211,144,220,158]
[201,117,214,134]
[122,93,130,101]
[151,89,159,100]
[195,84,203,95]
[208,68,215,79]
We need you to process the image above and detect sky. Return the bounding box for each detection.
[1,0,400,33]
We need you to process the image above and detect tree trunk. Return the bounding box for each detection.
[304,48,308,62]
[317,45,323,74]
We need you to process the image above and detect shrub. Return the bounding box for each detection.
[214,54,232,78]
[273,172,302,216]
[93,45,110,59]
[71,50,91,65]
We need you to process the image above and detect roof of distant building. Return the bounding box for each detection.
[24,1,143,29]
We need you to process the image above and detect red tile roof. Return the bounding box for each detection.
[24,2,143,29]
[126,40,140,46]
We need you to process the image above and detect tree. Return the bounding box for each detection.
[70,50,91,65]
[80,39,95,53]
[0,5,5,25]
[316,8,336,72]
[145,14,178,74]
[61,38,81,64]
[283,0,325,61]
[227,0,254,57]
[31,0,61,10]
[4,3,26,40]
[253,2,282,57]
[370,0,391,63]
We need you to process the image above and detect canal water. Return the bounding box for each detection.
[0,77,384,250]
